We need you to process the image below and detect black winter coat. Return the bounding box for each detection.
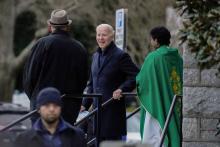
[14,126,86,147]
[24,31,88,102]
[23,30,88,125]
[23,30,88,109]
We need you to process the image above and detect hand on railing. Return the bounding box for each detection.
[112,89,122,100]
[80,105,86,112]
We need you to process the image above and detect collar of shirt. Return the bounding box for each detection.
[51,29,70,37]
[97,41,115,55]
[33,117,69,134]
[33,118,67,147]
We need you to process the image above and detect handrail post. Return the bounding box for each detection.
[126,107,141,119]
[96,94,102,147]
[158,95,181,147]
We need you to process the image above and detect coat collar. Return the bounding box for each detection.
[33,118,73,134]
[29,118,76,146]
[95,42,117,74]
[97,41,115,55]
[51,29,70,37]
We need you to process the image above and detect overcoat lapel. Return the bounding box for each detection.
[98,48,115,75]
[93,53,100,73]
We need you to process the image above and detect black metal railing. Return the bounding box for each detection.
[126,106,141,119]
[0,94,103,147]
[0,109,37,132]
[74,97,112,126]
[77,94,182,147]
[63,93,103,147]
[158,95,182,147]
[124,95,182,147]
[75,93,137,126]
[0,94,64,132]
[0,93,137,147]
[74,93,137,146]
[0,93,182,147]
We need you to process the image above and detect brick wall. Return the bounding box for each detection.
[166,7,220,147]
[182,44,220,147]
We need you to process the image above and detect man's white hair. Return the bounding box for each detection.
[96,24,115,36]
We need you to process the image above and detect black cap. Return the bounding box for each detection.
[36,87,62,109]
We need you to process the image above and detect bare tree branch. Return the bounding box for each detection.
[66,0,79,12]
[11,0,80,76]
[12,39,35,75]
[15,0,37,15]
[11,28,48,75]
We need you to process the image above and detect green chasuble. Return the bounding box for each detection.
[136,45,183,147]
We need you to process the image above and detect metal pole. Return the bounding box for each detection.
[126,107,141,119]
[158,95,179,147]
[0,94,67,132]
[87,137,96,146]
[0,109,37,132]
[76,92,138,146]
[96,95,102,147]
[75,98,113,126]
[122,93,137,97]
[75,93,137,126]
[64,94,102,99]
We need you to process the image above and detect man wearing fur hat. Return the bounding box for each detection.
[14,87,86,147]
[23,9,88,125]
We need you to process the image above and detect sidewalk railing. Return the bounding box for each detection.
[159,95,182,147]
[0,93,182,147]
[74,93,137,146]
[75,93,137,126]
[0,94,103,147]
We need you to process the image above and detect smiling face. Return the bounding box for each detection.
[96,24,114,50]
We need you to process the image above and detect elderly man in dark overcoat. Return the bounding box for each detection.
[23,9,88,125]
[81,24,139,141]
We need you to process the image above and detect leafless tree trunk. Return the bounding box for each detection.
[0,0,16,102]
[0,0,40,102]
[0,0,79,102]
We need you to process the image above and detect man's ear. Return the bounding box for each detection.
[155,39,160,47]
[66,25,70,31]
[48,25,52,33]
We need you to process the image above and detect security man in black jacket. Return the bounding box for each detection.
[14,87,86,147]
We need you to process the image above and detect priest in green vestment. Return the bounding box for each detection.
[136,26,183,147]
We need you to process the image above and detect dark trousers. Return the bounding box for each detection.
[100,136,123,142]
[61,97,82,126]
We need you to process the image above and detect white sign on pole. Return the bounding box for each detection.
[115,9,127,50]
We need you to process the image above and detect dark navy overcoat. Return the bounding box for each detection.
[83,42,139,138]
